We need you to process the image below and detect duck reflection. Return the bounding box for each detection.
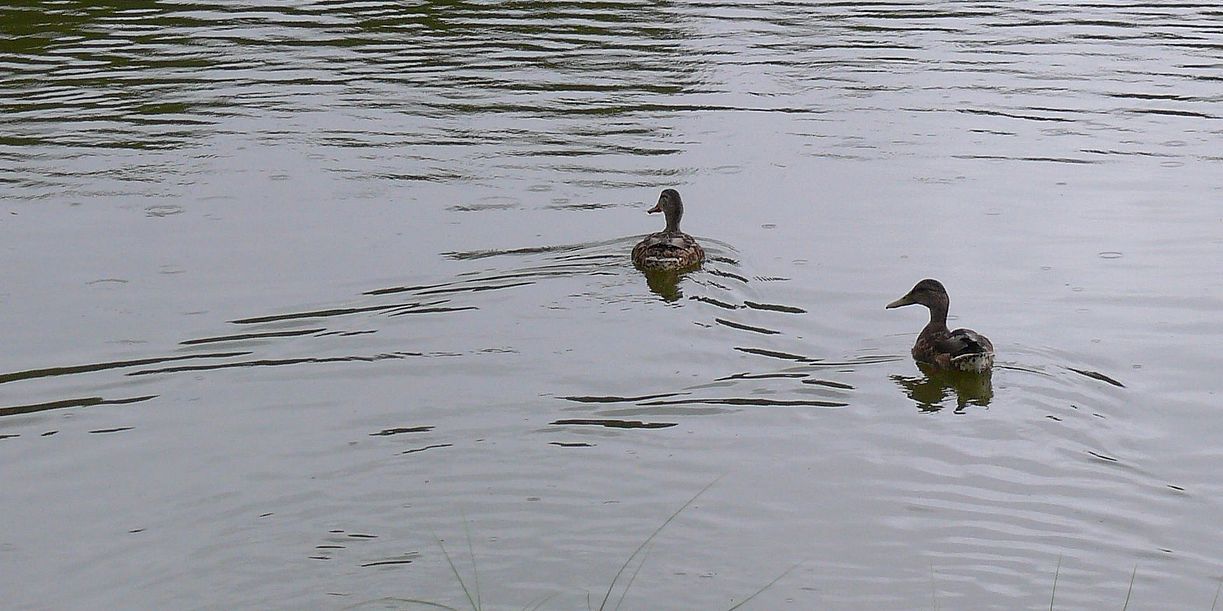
[642,268,684,302]
[891,364,993,413]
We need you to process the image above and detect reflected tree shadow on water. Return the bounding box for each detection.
[891,364,993,413]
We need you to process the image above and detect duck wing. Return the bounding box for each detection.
[638,232,696,251]
[940,328,994,357]
[632,231,704,270]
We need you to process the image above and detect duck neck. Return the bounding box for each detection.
[922,298,950,336]
[664,205,682,234]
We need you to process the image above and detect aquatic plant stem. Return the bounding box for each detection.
[348,598,458,610]
[613,542,654,611]
[1049,555,1061,611]
[1121,564,1136,610]
[436,534,480,611]
[462,515,482,611]
[726,560,803,610]
[598,476,723,611]
[523,592,557,611]
[930,562,939,611]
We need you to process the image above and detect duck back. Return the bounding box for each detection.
[631,231,704,271]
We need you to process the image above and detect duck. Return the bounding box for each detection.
[631,188,705,271]
[886,278,995,372]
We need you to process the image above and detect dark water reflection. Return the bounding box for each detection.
[892,367,994,413]
[3,1,1223,609]
[641,268,690,302]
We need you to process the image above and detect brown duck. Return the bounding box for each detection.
[886,279,995,372]
[631,189,705,271]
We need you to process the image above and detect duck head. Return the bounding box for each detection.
[647,188,684,233]
[886,278,949,311]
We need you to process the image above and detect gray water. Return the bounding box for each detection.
[2,2,1221,609]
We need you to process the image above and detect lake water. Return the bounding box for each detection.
[2,2,1221,609]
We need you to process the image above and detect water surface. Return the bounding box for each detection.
[2,1,1222,609]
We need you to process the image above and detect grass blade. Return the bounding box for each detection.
[613,542,654,611]
[523,592,558,611]
[726,560,803,610]
[347,597,460,610]
[1121,564,1136,610]
[1212,576,1221,611]
[1049,555,1061,611]
[598,476,722,611]
[437,535,479,611]
[930,562,938,611]
[462,517,481,611]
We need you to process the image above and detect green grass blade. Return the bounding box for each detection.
[613,542,654,611]
[347,597,460,610]
[462,516,481,611]
[930,562,938,611]
[1049,555,1061,611]
[436,535,479,611]
[726,560,803,611]
[523,592,557,611]
[1121,564,1136,610]
[598,476,723,611]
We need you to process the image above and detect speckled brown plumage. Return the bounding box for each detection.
[631,189,705,271]
[886,278,995,372]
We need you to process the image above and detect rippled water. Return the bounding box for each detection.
[2,2,1222,609]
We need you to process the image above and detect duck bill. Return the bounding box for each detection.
[647,202,662,214]
[885,294,914,309]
